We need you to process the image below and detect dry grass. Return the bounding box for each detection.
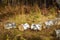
[0,4,59,40]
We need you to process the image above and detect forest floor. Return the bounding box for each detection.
[0,5,59,40]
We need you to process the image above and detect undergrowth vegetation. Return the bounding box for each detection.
[0,1,59,40]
